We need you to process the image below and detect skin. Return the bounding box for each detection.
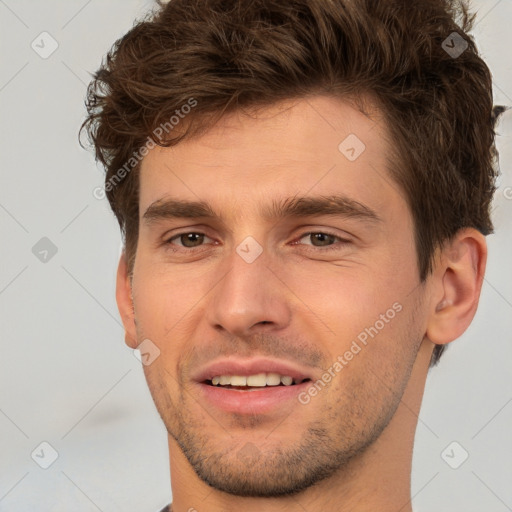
[116,95,487,512]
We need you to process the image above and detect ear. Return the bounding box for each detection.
[116,251,138,349]
[426,228,487,345]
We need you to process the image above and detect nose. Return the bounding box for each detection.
[206,245,291,338]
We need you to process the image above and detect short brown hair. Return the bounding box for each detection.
[82,0,503,366]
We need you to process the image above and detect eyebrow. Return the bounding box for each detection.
[142,194,382,226]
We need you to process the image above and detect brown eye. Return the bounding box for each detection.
[307,233,337,246]
[180,233,204,247]
[293,231,351,252]
[299,232,338,247]
[167,232,211,248]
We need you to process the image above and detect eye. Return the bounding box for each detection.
[163,230,349,252]
[294,231,350,250]
[165,232,214,249]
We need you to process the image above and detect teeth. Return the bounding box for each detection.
[210,372,299,387]
[246,373,267,387]
[266,372,281,386]
[219,375,231,385]
[230,375,247,386]
[280,376,293,386]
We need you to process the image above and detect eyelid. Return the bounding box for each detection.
[292,230,352,249]
[165,231,215,247]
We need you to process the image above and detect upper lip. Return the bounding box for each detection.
[192,357,315,383]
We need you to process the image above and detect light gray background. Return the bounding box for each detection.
[0,1,511,511]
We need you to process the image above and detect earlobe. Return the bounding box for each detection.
[116,252,138,349]
[426,229,487,345]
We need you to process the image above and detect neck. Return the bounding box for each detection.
[168,340,433,512]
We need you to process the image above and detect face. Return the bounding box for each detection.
[125,95,431,496]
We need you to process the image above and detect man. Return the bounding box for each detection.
[82,0,503,510]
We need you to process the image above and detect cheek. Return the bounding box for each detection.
[131,263,194,337]
[281,259,421,381]
[284,258,412,335]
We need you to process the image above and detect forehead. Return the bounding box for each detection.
[138,95,405,224]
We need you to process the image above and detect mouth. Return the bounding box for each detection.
[197,378,313,415]
[203,373,312,390]
[193,359,316,414]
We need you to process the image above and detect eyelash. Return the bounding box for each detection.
[164,231,350,253]
[293,232,351,251]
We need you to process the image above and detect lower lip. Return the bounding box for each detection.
[196,381,311,415]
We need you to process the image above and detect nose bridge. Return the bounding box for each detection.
[207,241,291,336]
